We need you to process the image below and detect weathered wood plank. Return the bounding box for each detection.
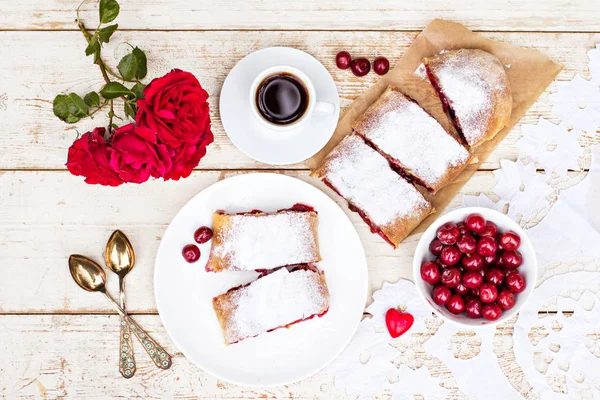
[0,31,595,171]
[2,0,599,32]
[0,169,548,313]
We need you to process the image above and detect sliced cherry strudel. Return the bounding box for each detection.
[206,206,321,272]
[311,134,434,248]
[352,86,471,193]
[212,264,330,345]
[423,49,512,148]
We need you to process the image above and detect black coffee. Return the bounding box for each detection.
[255,73,309,125]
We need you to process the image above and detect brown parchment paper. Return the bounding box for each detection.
[307,19,562,235]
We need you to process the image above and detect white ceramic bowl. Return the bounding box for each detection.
[413,207,537,327]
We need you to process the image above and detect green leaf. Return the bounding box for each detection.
[118,53,137,81]
[124,102,137,120]
[66,93,89,118]
[132,47,147,79]
[85,38,100,57]
[98,24,118,43]
[99,0,120,24]
[53,95,75,122]
[100,82,133,99]
[130,82,146,99]
[84,92,100,107]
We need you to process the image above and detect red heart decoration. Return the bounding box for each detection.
[385,308,414,338]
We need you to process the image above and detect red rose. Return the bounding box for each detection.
[136,69,212,148]
[164,130,213,180]
[109,123,173,184]
[66,128,124,186]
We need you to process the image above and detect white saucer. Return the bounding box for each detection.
[219,47,340,165]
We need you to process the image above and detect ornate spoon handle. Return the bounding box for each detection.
[119,318,136,378]
[126,316,172,369]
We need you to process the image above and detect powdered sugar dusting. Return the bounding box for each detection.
[322,134,431,226]
[221,268,329,344]
[212,212,319,271]
[414,63,427,79]
[428,49,509,146]
[356,88,469,188]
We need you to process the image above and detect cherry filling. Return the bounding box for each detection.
[278,203,317,213]
[425,64,468,147]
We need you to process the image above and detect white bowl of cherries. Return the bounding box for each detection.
[413,207,537,327]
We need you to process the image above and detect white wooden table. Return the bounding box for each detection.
[0,1,598,398]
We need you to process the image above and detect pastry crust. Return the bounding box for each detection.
[212,264,330,345]
[311,134,434,248]
[206,208,321,272]
[424,49,512,148]
[353,86,471,193]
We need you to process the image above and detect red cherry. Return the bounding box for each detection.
[494,252,505,268]
[182,244,200,263]
[482,304,502,321]
[497,290,516,310]
[446,294,465,314]
[385,308,414,338]
[455,282,469,295]
[502,250,523,269]
[479,283,498,303]
[441,267,462,288]
[457,222,467,235]
[462,253,484,271]
[484,254,499,266]
[335,51,352,69]
[440,246,461,266]
[373,56,390,75]
[194,226,213,244]
[429,239,444,256]
[463,271,483,289]
[465,298,483,318]
[457,234,477,254]
[420,261,441,285]
[465,214,486,234]
[437,222,461,245]
[477,236,498,258]
[481,221,499,237]
[486,268,505,286]
[350,58,371,76]
[432,285,452,305]
[506,271,526,293]
[499,232,521,251]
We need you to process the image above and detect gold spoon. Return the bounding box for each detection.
[69,255,172,372]
[104,230,137,379]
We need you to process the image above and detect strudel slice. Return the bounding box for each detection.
[352,86,470,193]
[424,49,512,148]
[212,265,330,345]
[311,134,434,248]
[206,206,321,272]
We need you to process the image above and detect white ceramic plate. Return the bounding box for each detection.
[219,47,340,165]
[413,207,537,327]
[155,173,367,386]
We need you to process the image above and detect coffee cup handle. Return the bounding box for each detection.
[314,101,336,115]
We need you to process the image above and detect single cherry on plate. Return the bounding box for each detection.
[499,231,521,251]
[486,268,505,286]
[182,244,200,263]
[502,250,523,269]
[373,56,390,75]
[440,245,461,266]
[429,239,444,256]
[477,236,498,258]
[335,51,352,69]
[432,285,452,305]
[506,271,526,293]
[441,267,462,288]
[437,222,461,245]
[465,298,483,318]
[481,221,499,237]
[463,270,483,289]
[446,294,465,314]
[385,308,414,338]
[497,290,516,310]
[462,253,484,271]
[457,234,477,254]
[420,261,441,285]
[482,304,502,321]
[194,226,213,244]
[479,283,498,303]
[465,214,486,234]
[350,58,371,77]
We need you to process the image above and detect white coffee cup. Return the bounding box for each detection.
[249,65,336,131]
